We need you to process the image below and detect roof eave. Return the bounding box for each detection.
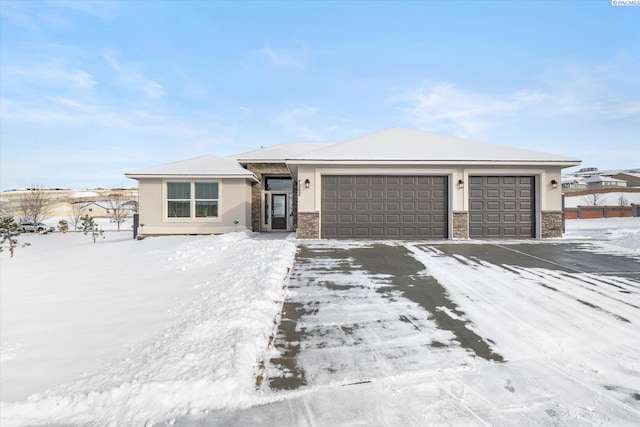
[285,159,582,167]
[236,159,288,165]
[125,173,259,182]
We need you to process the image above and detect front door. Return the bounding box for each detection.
[271,194,287,230]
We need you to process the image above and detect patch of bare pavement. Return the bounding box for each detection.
[177,241,640,426]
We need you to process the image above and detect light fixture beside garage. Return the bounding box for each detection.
[458,179,464,189]
[304,178,311,189]
[551,179,558,189]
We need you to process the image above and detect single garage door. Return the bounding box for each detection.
[321,175,448,239]
[469,176,535,238]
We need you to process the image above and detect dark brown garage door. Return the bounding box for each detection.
[321,175,448,239]
[469,176,535,238]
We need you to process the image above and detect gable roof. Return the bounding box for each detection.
[125,155,257,181]
[229,142,335,163]
[288,127,580,165]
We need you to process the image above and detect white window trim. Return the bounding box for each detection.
[163,179,222,222]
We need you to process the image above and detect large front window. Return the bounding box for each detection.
[167,181,219,219]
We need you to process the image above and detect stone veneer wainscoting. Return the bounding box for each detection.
[452,211,469,239]
[297,212,320,239]
[541,211,563,238]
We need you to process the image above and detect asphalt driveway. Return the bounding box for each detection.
[183,240,640,426]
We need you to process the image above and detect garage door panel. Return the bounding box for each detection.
[355,189,369,198]
[324,176,338,185]
[339,176,354,185]
[355,214,369,223]
[486,201,500,210]
[324,214,338,223]
[371,214,384,223]
[321,175,448,239]
[469,175,535,239]
[386,214,400,223]
[323,189,337,198]
[486,189,500,198]
[371,228,384,236]
[470,189,484,198]
[387,177,401,185]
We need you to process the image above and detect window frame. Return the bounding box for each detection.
[164,180,221,222]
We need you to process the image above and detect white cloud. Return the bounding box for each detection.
[4,62,96,89]
[390,82,547,136]
[273,105,322,140]
[103,50,166,99]
[391,59,640,137]
[259,44,307,68]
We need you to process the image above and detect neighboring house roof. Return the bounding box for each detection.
[287,127,580,165]
[571,168,640,177]
[561,177,586,184]
[126,155,258,181]
[229,142,335,163]
[582,175,627,184]
[615,172,640,179]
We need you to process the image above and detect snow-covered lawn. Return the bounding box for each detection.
[565,217,640,251]
[1,217,639,426]
[1,229,296,425]
[564,191,640,208]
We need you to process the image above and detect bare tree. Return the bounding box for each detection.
[617,193,629,207]
[581,189,604,206]
[67,200,90,230]
[18,184,51,230]
[106,189,136,231]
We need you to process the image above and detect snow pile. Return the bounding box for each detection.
[1,232,296,426]
[565,217,640,251]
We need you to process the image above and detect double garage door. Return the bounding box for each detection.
[321,175,536,239]
[321,175,448,239]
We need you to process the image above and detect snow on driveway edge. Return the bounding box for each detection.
[0,234,297,427]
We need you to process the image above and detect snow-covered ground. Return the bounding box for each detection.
[1,227,296,425]
[564,217,640,252]
[1,217,638,426]
[564,191,640,208]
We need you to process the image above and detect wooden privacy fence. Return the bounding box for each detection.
[564,205,640,220]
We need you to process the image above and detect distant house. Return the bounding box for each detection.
[582,175,627,188]
[561,177,588,190]
[613,172,640,188]
[126,127,580,239]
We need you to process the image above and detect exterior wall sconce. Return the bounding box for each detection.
[304,178,311,189]
[458,179,464,189]
[551,179,558,189]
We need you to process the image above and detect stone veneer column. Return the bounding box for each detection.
[452,211,469,239]
[297,212,320,239]
[541,211,563,238]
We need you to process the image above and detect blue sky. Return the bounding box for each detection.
[1,0,638,191]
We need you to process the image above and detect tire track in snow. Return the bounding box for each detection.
[405,243,640,421]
